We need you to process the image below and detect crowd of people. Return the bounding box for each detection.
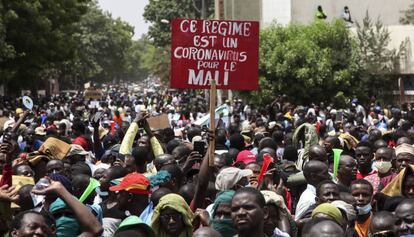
[1,85,414,237]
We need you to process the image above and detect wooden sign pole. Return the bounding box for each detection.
[208,80,217,167]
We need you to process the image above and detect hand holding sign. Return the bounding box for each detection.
[22,96,33,110]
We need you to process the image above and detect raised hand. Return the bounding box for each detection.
[0,185,18,203]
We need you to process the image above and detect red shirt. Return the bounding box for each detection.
[357,170,377,180]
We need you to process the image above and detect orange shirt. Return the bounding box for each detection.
[355,215,371,237]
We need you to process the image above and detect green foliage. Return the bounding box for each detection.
[0,0,89,91]
[141,43,170,84]
[0,0,150,92]
[248,20,361,105]
[355,12,403,98]
[64,2,135,86]
[143,0,214,47]
[400,0,414,24]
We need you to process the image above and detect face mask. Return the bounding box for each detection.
[210,218,237,237]
[374,161,392,174]
[356,203,372,215]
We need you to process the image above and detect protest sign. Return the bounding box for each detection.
[147,114,170,129]
[171,19,259,90]
[84,89,103,100]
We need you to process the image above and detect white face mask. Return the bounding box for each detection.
[374,161,392,174]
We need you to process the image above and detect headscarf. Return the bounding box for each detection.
[215,167,252,191]
[331,200,356,222]
[151,193,194,237]
[212,190,235,217]
[381,165,414,197]
[338,133,359,150]
[292,123,319,161]
[261,190,289,215]
[210,190,237,237]
[395,143,414,157]
[311,203,344,225]
[49,198,81,237]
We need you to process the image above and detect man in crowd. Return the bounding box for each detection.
[2,85,414,237]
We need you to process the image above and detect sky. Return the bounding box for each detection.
[97,0,150,39]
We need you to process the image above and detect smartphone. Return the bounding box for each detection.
[194,141,206,156]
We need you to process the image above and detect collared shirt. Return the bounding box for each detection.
[294,184,316,220]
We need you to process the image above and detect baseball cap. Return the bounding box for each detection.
[67,144,89,157]
[109,172,150,195]
[116,215,154,237]
[234,150,256,165]
[35,126,46,136]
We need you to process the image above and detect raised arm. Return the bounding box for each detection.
[32,180,103,237]
[192,130,214,210]
[119,112,148,155]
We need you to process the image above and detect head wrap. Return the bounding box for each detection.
[151,193,194,237]
[49,198,81,236]
[331,200,356,222]
[148,170,171,188]
[212,190,235,217]
[292,123,319,161]
[395,143,414,157]
[215,167,252,191]
[382,165,414,197]
[210,190,237,237]
[261,190,289,215]
[338,133,359,150]
[311,203,344,225]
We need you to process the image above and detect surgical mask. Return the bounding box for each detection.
[356,203,372,215]
[374,161,392,174]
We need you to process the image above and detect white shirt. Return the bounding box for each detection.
[294,184,316,220]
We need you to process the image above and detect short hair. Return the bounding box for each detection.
[108,166,127,180]
[316,180,337,197]
[350,179,373,194]
[272,130,284,143]
[10,210,54,231]
[233,187,266,208]
[258,137,277,151]
[356,141,373,152]
[71,162,92,177]
[166,139,181,154]
[131,146,151,166]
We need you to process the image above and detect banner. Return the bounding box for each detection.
[171,19,259,90]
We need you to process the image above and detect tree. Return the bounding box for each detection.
[400,0,414,24]
[143,0,214,47]
[57,1,137,88]
[0,0,90,92]
[355,12,404,99]
[245,20,361,105]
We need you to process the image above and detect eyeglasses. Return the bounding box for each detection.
[159,213,182,222]
[371,230,396,237]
